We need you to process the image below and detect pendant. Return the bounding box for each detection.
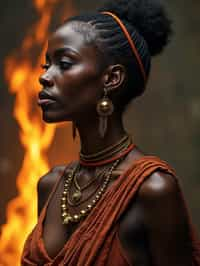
[63,215,72,225]
[72,190,82,202]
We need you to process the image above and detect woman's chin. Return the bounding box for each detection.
[42,112,71,123]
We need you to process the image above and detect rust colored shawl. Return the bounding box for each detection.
[21,156,200,265]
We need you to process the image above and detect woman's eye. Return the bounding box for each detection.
[59,61,73,70]
[41,63,50,70]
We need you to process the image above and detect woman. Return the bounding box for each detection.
[21,0,200,265]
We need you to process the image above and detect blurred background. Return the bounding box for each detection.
[0,0,199,264]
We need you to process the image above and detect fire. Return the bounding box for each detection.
[0,1,75,265]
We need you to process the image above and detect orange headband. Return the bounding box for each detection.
[101,11,147,83]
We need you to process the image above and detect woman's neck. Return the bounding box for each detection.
[75,114,127,155]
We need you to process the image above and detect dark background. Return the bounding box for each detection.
[0,0,200,233]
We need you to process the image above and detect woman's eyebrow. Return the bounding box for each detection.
[45,47,81,62]
[53,47,81,58]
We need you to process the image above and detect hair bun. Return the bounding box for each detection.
[99,0,172,56]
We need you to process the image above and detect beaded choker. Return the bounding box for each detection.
[80,135,134,166]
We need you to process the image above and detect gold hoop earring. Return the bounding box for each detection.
[96,88,114,138]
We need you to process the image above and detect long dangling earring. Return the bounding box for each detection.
[72,122,77,140]
[96,88,114,138]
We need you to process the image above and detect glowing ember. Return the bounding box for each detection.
[0,1,75,265]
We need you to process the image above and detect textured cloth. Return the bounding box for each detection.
[21,156,200,266]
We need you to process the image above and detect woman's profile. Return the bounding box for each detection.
[21,0,200,265]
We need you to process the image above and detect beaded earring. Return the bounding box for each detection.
[96,88,114,138]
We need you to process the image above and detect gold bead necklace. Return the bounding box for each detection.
[60,159,121,225]
[67,167,108,207]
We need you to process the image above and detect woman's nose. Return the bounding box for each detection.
[39,73,54,87]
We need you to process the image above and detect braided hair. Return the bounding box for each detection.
[64,0,172,112]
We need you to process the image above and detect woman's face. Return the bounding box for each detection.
[38,21,104,123]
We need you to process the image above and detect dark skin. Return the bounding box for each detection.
[38,21,193,265]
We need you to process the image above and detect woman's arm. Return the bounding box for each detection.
[139,171,193,266]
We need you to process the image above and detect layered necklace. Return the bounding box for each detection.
[61,135,135,225]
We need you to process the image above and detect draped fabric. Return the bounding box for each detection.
[21,156,200,266]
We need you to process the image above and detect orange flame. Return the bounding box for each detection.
[0,1,75,265]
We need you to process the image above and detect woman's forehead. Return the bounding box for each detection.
[48,22,86,52]
[46,22,101,61]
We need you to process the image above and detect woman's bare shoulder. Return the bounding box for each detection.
[138,170,178,200]
[37,163,75,216]
[37,165,66,193]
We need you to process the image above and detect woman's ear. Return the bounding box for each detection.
[103,64,126,92]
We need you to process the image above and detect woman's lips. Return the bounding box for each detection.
[38,90,56,106]
[37,98,56,106]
